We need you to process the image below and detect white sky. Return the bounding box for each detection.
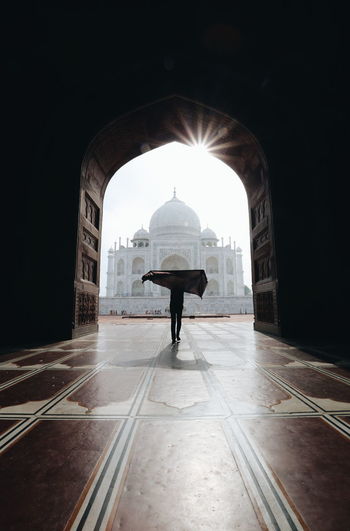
[100,142,252,294]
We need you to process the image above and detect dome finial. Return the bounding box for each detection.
[173,187,176,199]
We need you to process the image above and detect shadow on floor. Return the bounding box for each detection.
[107,343,211,371]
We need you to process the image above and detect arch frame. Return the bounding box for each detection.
[131,279,144,297]
[206,256,219,274]
[160,254,190,271]
[207,279,220,296]
[131,256,145,274]
[73,95,280,336]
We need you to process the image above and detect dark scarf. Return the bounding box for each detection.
[142,270,208,298]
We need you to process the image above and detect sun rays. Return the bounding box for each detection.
[166,108,245,164]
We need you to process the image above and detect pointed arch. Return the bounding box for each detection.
[132,279,144,296]
[161,254,190,270]
[74,95,279,337]
[206,256,219,274]
[132,257,145,274]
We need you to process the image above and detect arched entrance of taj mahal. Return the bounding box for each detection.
[75,95,279,338]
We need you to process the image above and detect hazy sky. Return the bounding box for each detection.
[100,142,251,294]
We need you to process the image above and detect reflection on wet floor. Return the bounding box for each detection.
[0,319,349,530]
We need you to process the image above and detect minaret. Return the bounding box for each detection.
[106,247,115,297]
[235,246,245,296]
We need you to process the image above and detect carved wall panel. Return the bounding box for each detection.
[77,292,97,325]
[82,254,97,283]
[83,228,98,251]
[84,192,100,229]
[159,248,191,262]
[256,291,274,323]
[252,198,268,228]
[82,156,105,194]
[254,256,272,282]
[253,228,270,250]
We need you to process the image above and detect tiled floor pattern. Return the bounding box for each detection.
[0,321,349,530]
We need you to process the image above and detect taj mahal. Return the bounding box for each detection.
[99,191,253,315]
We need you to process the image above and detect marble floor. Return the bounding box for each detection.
[0,319,349,530]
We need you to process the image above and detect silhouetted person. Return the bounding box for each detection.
[170,287,184,344]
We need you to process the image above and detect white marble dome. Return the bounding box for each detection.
[132,227,149,240]
[149,193,201,238]
[201,227,218,240]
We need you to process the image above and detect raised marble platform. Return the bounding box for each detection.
[99,294,253,316]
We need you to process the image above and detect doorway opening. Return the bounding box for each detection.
[99,141,253,318]
[74,96,279,337]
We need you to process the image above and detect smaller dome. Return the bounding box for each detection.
[236,246,242,252]
[132,227,149,240]
[201,227,218,240]
[108,247,114,253]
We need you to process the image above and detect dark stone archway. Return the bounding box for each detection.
[2,5,346,350]
[74,96,280,337]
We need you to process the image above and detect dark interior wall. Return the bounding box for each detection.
[2,3,347,347]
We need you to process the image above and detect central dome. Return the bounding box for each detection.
[149,193,201,238]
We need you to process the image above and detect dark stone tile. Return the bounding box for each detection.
[0,350,39,363]
[269,368,350,402]
[69,340,98,348]
[0,369,88,409]
[255,338,291,348]
[0,419,120,530]
[286,349,328,362]
[240,417,350,531]
[214,369,310,413]
[111,420,263,530]
[58,350,109,367]
[13,351,70,367]
[67,368,144,411]
[0,370,30,385]
[325,367,350,380]
[0,419,20,437]
[58,343,92,351]
[249,350,296,365]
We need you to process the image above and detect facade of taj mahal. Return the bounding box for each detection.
[99,191,253,315]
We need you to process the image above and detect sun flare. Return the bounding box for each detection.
[191,142,210,155]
